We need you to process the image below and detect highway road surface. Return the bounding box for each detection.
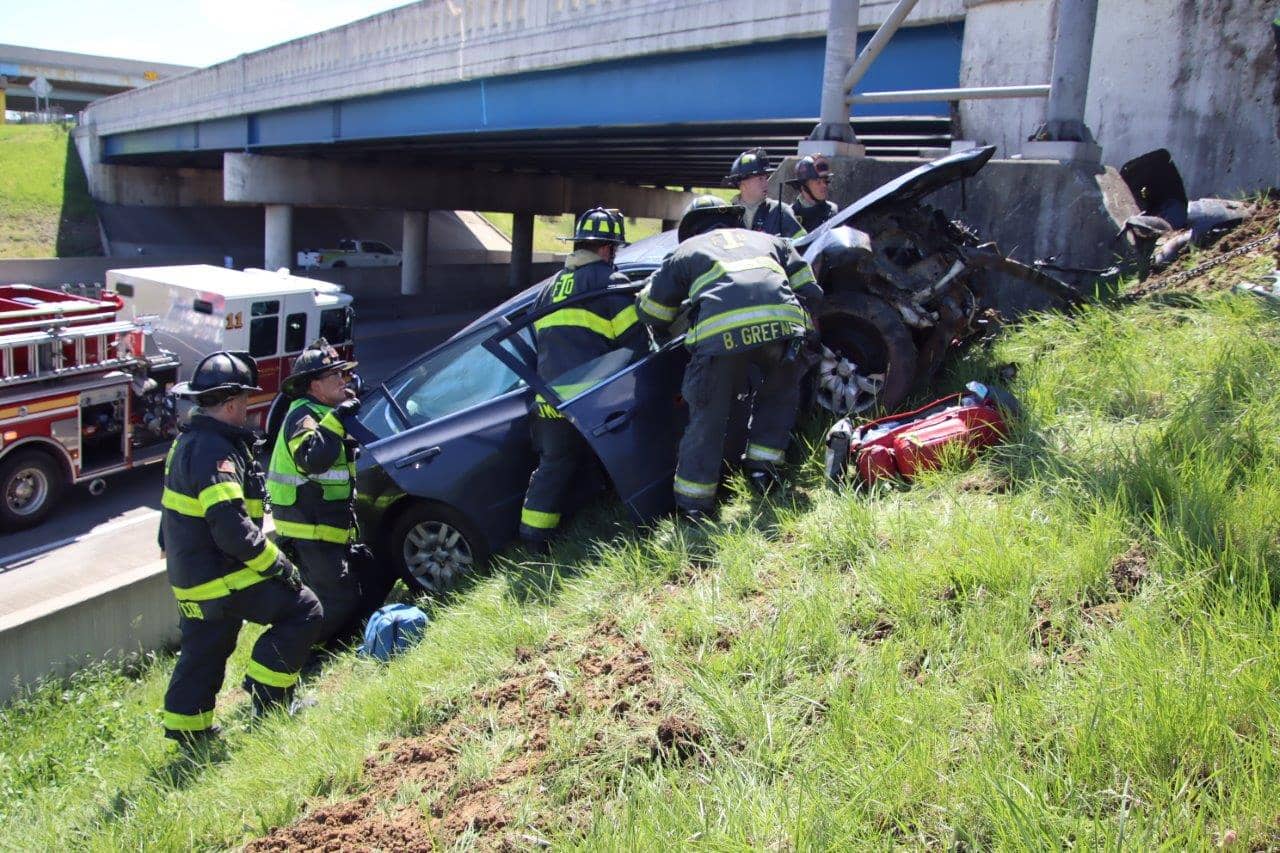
[0,307,478,617]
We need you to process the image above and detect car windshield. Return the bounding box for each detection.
[359,323,530,439]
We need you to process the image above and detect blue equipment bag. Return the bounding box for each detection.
[361,603,429,661]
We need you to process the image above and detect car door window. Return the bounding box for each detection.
[359,324,532,439]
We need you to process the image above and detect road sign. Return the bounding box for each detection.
[30,76,52,98]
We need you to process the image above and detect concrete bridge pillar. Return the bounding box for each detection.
[802,0,865,158]
[509,211,534,292]
[1023,0,1101,163]
[263,204,293,270]
[401,210,428,296]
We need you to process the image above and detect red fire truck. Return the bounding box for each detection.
[0,267,354,530]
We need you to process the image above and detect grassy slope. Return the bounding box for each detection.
[479,212,665,255]
[0,124,99,258]
[5,284,1280,848]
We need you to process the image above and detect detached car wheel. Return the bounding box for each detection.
[815,291,917,415]
[389,503,489,595]
[0,449,65,530]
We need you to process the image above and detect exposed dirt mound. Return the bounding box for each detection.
[247,621,669,851]
[1109,543,1150,596]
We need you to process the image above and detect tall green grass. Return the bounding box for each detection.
[3,293,1280,849]
[0,123,99,257]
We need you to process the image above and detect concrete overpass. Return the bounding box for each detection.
[76,0,967,292]
[0,44,191,115]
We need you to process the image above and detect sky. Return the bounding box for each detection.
[6,0,414,68]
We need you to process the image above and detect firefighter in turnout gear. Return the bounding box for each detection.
[160,351,323,747]
[725,147,807,240]
[787,154,839,233]
[636,196,822,517]
[268,339,382,650]
[519,207,647,549]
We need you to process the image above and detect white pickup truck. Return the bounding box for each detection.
[296,239,401,269]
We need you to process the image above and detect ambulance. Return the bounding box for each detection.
[108,265,355,427]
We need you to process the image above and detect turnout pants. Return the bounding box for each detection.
[163,579,323,737]
[288,538,362,648]
[520,413,590,542]
[674,340,807,511]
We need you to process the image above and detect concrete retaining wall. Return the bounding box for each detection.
[959,0,1280,197]
[0,561,176,704]
[306,261,563,306]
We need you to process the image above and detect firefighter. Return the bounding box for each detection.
[787,154,839,232]
[519,207,647,550]
[268,339,378,650]
[160,351,322,747]
[725,147,807,240]
[636,196,822,518]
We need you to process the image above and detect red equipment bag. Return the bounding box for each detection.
[824,382,1018,484]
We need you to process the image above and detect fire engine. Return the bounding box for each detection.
[0,266,354,530]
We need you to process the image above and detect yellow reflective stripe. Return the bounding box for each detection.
[162,709,215,731]
[198,481,244,510]
[687,304,809,345]
[244,539,281,573]
[790,225,807,239]
[534,307,618,339]
[788,264,816,288]
[745,443,785,462]
[611,304,638,337]
[274,518,353,544]
[521,507,561,529]
[674,475,717,498]
[245,659,298,689]
[549,379,600,399]
[286,431,309,456]
[162,488,203,517]
[172,566,270,602]
[319,409,346,437]
[638,290,678,322]
[245,498,264,520]
[689,257,786,298]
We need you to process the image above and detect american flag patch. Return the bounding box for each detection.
[217,459,236,474]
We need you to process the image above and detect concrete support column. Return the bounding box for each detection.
[509,211,534,292]
[1023,0,1101,163]
[401,210,428,295]
[802,0,865,157]
[263,204,293,270]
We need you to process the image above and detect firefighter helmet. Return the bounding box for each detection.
[170,351,262,405]
[282,338,359,397]
[559,207,627,245]
[723,147,772,186]
[677,195,745,243]
[786,154,831,188]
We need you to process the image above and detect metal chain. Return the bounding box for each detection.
[1125,231,1279,300]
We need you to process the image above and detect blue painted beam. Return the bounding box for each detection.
[103,23,962,160]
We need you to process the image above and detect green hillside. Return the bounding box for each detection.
[0,123,100,258]
[3,255,1280,847]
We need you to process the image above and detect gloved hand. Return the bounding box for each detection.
[269,557,304,592]
[334,397,362,420]
[348,543,375,562]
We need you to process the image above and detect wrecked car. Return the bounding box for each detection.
[349,148,1079,593]
[796,145,1079,415]
[348,237,682,594]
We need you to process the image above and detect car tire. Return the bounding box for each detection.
[816,291,917,414]
[387,502,489,595]
[0,448,66,530]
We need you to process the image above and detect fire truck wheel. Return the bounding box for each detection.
[0,449,65,530]
[387,502,489,596]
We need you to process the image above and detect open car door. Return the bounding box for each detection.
[484,285,690,523]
